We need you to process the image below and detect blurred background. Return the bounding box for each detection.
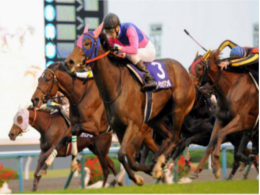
[0,0,258,192]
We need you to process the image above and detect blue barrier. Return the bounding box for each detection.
[0,143,252,192]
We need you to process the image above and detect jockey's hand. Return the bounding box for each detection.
[218,61,230,70]
[111,46,120,52]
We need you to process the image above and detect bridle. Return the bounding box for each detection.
[36,68,76,105]
[37,69,59,103]
[196,59,223,88]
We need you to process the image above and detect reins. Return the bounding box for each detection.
[101,64,123,104]
[82,45,124,104]
[38,66,89,107]
[200,60,223,88]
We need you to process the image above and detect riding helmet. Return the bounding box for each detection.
[103,13,120,29]
[230,46,246,58]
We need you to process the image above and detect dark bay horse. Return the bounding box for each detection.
[64,22,196,184]
[141,85,256,180]
[188,50,258,179]
[8,106,118,191]
[31,62,160,185]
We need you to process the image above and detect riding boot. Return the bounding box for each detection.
[135,60,157,91]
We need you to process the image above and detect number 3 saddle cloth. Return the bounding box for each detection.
[126,61,173,92]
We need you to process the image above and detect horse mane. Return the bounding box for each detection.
[27,104,61,114]
[209,50,221,63]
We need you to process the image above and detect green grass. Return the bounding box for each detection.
[24,180,259,194]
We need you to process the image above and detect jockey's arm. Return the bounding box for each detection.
[120,26,139,54]
[218,40,238,52]
[229,53,259,67]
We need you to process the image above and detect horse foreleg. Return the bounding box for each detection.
[227,144,240,180]
[213,116,244,178]
[38,134,72,176]
[117,122,144,186]
[190,119,223,179]
[152,111,185,179]
[32,152,46,191]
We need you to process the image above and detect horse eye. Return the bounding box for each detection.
[85,42,90,46]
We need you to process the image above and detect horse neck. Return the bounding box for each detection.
[92,47,122,102]
[208,60,231,101]
[56,69,86,106]
[28,109,50,136]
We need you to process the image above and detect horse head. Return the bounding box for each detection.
[31,63,60,107]
[64,22,104,74]
[9,106,29,140]
[189,49,220,87]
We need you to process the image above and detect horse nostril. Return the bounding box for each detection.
[31,98,39,107]
[69,59,74,65]
[9,133,14,138]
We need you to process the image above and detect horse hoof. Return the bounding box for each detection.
[32,184,37,191]
[135,175,144,186]
[37,169,47,177]
[117,181,123,186]
[152,169,163,179]
[189,172,198,179]
[213,169,220,179]
[71,162,78,172]
[108,180,116,187]
[238,165,245,172]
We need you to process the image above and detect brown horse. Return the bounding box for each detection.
[31,62,160,185]
[8,106,118,191]
[188,49,258,179]
[64,23,196,184]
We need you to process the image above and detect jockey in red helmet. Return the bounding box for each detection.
[103,13,157,91]
[217,40,259,72]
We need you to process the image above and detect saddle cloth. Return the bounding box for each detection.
[126,61,173,91]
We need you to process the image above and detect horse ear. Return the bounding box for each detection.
[203,49,211,61]
[195,50,199,58]
[83,24,89,34]
[93,22,104,38]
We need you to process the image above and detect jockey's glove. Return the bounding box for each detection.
[111,46,119,52]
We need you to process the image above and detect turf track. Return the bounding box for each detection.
[24,179,258,194]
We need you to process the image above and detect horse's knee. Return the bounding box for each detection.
[71,125,80,135]
[128,160,139,172]
[118,150,126,163]
[235,153,242,161]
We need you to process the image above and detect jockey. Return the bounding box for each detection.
[103,13,157,91]
[217,40,259,72]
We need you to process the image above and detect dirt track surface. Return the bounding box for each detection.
[9,168,258,192]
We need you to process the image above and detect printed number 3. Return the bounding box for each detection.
[151,62,165,79]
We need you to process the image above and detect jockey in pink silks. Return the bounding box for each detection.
[103,13,157,91]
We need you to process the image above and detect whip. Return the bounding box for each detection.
[184,29,207,52]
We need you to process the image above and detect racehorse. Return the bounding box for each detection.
[188,49,258,179]
[31,62,160,185]
[140,85,257,180]
[8,106,118,191]
[63,22,196,184]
